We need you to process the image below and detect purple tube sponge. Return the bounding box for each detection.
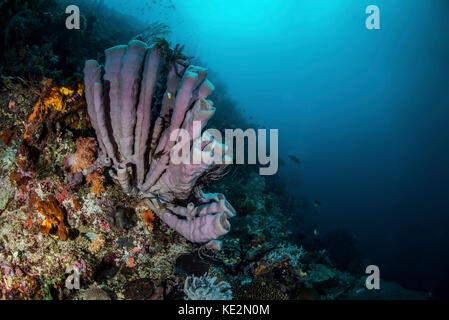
[83,40,236,245]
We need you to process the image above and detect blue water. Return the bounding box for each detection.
[103,0,449,296]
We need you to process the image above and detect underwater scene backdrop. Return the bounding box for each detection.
[0,0,448,300]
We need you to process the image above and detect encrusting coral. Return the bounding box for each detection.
[85,170,105,197]
[64,137,98,173]
[83,39,236,244]
[34,195,69,241]
[88,234,105,254]
[24,79,83,142]
[234,276,289,300]
[142,209,156,230]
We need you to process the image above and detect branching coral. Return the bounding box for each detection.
[83,40,236,244]
[184,273,232,300]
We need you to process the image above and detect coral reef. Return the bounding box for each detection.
[0,61,411,302]
[184,273,232,300]
[0,1,428,302]
[34,195,69,241]
[234,276,289,300]
[83,39,236,244]
[0,0,169,79]
[175,252,209,277]
[88,233,105,254]
[141,209,156,231]
[65,137,97,173]
[82,287,111,300]
[85,171,105,197]
[123,278,154,300]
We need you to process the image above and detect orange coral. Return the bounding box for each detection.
[86,171,105,196]
[128,257,135,268]
[72,198,82,211]
[35,195,69,241]
[142,210,156,230]
[69,137,98,173]
[254,265,268,276]
[24,99,50,140]
[24,79,84,140]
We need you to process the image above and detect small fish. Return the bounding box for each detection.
[223,259,234,267]
[152,150,166,160]
[156,202,169,211]
[313,228,320,237]
[288,155,302,165]
[313,201,321,208]
[166,91,173,99]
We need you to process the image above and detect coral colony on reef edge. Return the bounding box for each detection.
[0,0,439,302]
[83,39,236,245]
